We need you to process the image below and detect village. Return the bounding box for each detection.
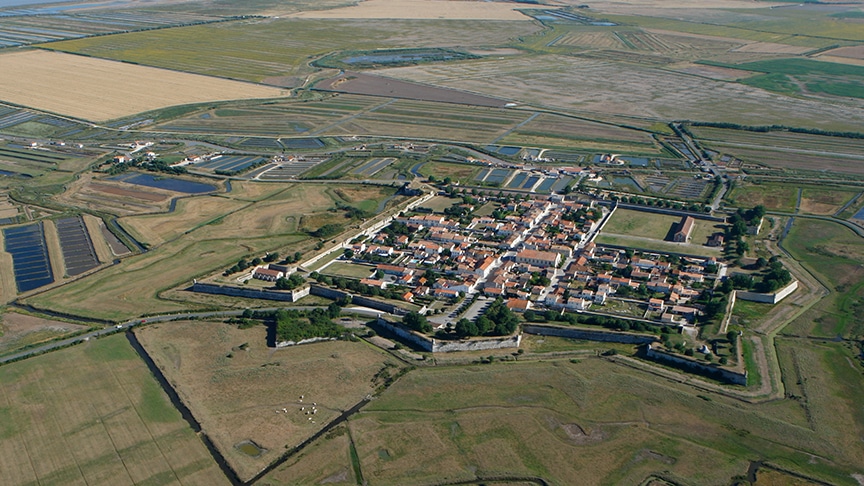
[239,193,730,336]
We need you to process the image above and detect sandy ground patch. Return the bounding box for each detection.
[82,213,113,264]
[818,45,864,60]
[676,63,753,80]
[288,0,532,20]
[814,55,864,67]
[732,42,812,55]
[574,0,786,10]
[0,50,288,121]
[0,312,88,353]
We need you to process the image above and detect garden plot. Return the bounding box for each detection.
[55,216,100,276]
[667,178,709,199]
[2,222,53,292]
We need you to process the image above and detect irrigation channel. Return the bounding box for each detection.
[122,313,387,486]
[125,330,243,486]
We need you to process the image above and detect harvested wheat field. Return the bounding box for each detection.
[288,0,532,20]
[0,50,288,121]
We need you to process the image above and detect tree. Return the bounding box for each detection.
[343,248,354,259]
[455,318,479,337]
[327,302,342,319]
[403,312,432,333]
[726,330,738,344]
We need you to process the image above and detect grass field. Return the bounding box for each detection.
[419,161,481,183]
[25,183,398,320]
[497,113,661,153]
[322,262,375,279]
[121,195,248,247]
[690,127,864,176]
[136,320,403,481]
[799,187,860,216]
[288,0,531,20]
[44,18,540,84]
[781,219,864,339]
[726,183,798,212]
[709,58,864,100]
[595,233,722,257]
[600,208,684,240]
[0,333,227,486]
[376,53,864,132]
[0,50,286,121]
[343,357,862,485]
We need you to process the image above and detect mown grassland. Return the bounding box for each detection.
[727,183,798,212]
[137,320,403,481]
[340,357,862,485]
[600,208,681,240]
[0,333,227,486]
[43,18,541,84]
[781,219,864,339]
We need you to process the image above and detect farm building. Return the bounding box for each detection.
[672,216,695,243]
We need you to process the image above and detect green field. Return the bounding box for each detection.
[0,334,227,486]
[137,320,402,481]
[781,219,864,339]
[703,59,864,99]
[325,357,864,485]
[43,18,541,84]
[322,262,375,279]
[601,208,683,240]
[726,183,799,212]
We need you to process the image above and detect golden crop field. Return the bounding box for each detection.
[0,50,287,121]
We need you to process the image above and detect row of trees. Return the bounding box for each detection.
[687,121,864,140]
[106,156,188,176]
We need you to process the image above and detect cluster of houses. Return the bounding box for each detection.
[345,198,603,306]
[542,243,722,325]
[337,193,724,326]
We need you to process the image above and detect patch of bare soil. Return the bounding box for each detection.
[0,312,88,352]
[560,422,607,445]
[316,71,507,107]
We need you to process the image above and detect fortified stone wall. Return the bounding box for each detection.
[523,324,657,344]
[644,343,747,385]
[191,282,309,302]
[736,280,798,304]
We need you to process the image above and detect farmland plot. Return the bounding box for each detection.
[136,320,403,481]
[45,18,542,84]
[0,50,287,121]
[375,54,864,132]
[0,333,228,486]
